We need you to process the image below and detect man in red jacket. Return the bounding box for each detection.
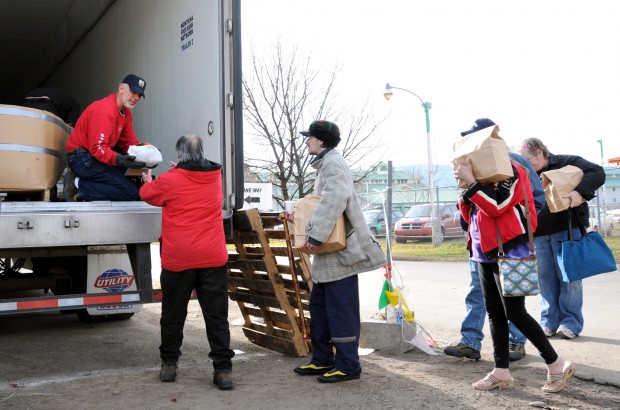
[139,134,234,390]
[64,74,148,201]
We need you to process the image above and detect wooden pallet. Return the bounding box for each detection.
[227,209,313,357]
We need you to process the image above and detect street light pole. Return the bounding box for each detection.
[384,83,440,245]
[596,139,604,234]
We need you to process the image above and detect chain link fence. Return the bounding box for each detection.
[360,185,618,241]
[589,186,618,237]
[359,186,466,242]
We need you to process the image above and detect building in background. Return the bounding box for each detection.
[353,162,460,214]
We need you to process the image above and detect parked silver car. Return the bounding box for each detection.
[364,209,404,237]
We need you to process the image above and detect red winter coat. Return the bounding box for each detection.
[458,162,537,258]
[66,94,140,166]
[139,160,228,271]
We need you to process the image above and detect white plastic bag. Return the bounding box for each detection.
[128,144,163,168]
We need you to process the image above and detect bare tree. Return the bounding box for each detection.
[243,41,384,208]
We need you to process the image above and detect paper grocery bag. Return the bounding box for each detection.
[289,195,346,254]
[541,165,584,213]
[452,125,513,188]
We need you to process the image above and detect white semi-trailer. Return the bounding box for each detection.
[0,0,243,321]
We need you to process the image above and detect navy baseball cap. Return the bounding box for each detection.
[122,74,146,98]
[460,118,496,137]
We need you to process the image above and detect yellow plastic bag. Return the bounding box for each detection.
[384,288,415,322]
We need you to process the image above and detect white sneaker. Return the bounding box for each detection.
[557,325,576,339]
[542,326,555,337]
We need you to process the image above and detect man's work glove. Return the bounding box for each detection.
[116,153,147,169]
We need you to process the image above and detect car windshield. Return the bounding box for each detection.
[405,205,431,218]
[364,210,381,222]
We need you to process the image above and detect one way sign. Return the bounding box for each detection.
[241,183,273,211]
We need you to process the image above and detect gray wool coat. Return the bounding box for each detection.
[305,149,386,283]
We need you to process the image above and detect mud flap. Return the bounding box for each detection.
[85,245,143,316]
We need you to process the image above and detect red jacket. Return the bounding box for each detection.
[458,162,537,258]
[139,160,228,271]
[66,94,140,166]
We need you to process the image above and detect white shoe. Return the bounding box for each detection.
[542,326,555,337]
[557,325,576,339]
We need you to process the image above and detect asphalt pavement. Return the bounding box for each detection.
[356,260,620,387]
[150,245,620,388]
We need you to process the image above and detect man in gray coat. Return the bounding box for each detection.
[288,120,385,383]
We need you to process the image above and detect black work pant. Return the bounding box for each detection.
[159,265,234,370]
[479,262,558,368]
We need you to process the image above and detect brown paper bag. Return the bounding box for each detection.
[541,165,584,213]
[452,125,514,188]
[289,195,346,254]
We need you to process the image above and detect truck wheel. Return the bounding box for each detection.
[106,313,135,321]
[76,309,107,323]
[396,238,406,244]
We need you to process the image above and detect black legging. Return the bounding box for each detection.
[479,262,559,368]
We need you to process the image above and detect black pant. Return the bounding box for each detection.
[479,262,558,368]
[159,265,234,370]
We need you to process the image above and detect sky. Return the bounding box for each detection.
[240,0,620,168]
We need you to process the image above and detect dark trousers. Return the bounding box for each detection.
[67,149,138,201]
[479,262,558,368]
[159,265,234,370]
[309,275,361,375]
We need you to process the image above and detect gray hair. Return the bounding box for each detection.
[176,134,204,162]
[521,137,551,160]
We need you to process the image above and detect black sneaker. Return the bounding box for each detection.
[317,369,361,383]
[508,344,526,361]
[63,171,78,201]
[293,363,334,376]
[213,369,234,390]
[159,362,177,382]
[443,343,481,360]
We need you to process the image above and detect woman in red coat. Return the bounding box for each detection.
[140,134,234,390]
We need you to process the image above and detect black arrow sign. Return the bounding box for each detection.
[244,195,261,204]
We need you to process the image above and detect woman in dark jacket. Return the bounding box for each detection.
[519,138,605,340]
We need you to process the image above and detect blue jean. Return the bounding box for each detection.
[460,260,526,351]
[67,149,139,201]
[309,275,361,375]
[534,230,584,335]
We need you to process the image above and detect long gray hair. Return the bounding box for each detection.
[176,134,204,162]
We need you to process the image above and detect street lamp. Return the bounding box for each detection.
[384,83,440,245]
[596,139,604,234]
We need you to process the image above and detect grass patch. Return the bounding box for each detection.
[379,234,620,263]
[248,233,620,263]
[378,237,469,262]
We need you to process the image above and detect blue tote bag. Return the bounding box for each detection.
[557,211,617,283]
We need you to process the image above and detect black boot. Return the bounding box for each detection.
[159,362,178,382]
[213,369,233,390]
